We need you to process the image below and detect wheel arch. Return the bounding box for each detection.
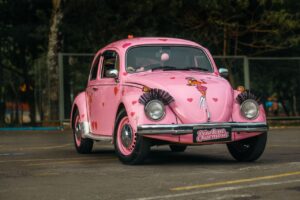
[71,105,78,129]
[116,103,126,117]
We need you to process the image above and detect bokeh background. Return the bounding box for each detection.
[1,0,300,127]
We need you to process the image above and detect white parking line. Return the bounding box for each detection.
[128,179,300,200]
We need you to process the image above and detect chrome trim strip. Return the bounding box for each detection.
[79,121,90,136]
[137,122,268,135]
[86,135,113,142]
[232,127,268,132]
[79,121,113,141]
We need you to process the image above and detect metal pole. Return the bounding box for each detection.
[243,56,250,89]
[58,53,64,124]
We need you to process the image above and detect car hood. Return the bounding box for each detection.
[124,71,234,123]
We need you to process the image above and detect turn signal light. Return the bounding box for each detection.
[142,86,151,93]
[237,86,245,92]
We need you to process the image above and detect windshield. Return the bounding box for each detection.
[126,46,213,73]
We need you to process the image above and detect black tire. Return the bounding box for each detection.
[114,108,150,165]
[72,110,93,154]
[169,145,187,152]
[227,132,267,162]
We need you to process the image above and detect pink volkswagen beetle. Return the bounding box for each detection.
[70,37,268,164]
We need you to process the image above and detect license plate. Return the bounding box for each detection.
[193,128,231,143]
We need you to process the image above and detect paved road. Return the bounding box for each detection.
[0,128,299,200]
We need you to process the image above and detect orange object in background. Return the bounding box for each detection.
[4,102,31,124]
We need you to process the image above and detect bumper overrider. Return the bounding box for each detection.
[137,122,268,135]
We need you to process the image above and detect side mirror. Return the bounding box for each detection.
[219,68,228,77]
[105,69,118,78]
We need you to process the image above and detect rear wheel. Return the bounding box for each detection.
[169,145,187,152]
[227,132,267,162]
[114,108,150,165]
[72,110,93,154]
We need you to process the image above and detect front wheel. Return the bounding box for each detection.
[72,110,93,154]
[227,132,267,162]
[114,108,150,165]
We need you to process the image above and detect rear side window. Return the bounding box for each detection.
[90,55,101,80]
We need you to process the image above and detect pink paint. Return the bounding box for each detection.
[116,117,135,155]
[71,37,267,159]
[122,43,131,48]
[187,98,193,102]
[130,112,135,117]
[114,87,119,95]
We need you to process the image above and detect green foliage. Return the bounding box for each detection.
[0,0,51,125]
[1,0,300,125]
[61,0,300,56]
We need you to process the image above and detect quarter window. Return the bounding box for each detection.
[90,55,101,80]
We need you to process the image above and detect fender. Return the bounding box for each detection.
[71,91,113,142]
[121,85,178,142]
[231,90,266,123]
[229,90,266,142]
[70,91,88,128]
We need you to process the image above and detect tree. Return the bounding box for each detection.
[45,0,64,122]
[0,0,51,125]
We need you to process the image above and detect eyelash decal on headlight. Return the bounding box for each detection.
[236,90,261,105]
[139,88,174,105]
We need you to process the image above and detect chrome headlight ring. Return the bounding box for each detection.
[240,99,259,120]
[144,100,166,121]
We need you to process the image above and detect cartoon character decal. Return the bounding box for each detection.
[186,77,210,121]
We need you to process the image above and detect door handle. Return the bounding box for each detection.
[92,87,98,91]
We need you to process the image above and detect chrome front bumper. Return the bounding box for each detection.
[137,122,268,135]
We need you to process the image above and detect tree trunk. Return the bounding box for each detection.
[223,25,235,87]
[45,0,63,123]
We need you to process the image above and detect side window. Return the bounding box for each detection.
[90,55,101,80]
[101,50,119,78]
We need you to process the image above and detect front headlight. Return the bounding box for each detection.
[145,100,165,121]
[240,99,259,119]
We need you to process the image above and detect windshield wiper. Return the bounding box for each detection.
[181,67,209,71]
[151,66,209,72]
[151,66,178,71]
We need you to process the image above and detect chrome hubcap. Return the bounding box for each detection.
[121,124,133,148]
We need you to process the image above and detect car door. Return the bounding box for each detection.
[87,50,120,136]
[96,50,120,136]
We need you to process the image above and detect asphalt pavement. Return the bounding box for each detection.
[0,127,299,200]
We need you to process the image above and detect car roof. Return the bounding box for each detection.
[103,37,203,50]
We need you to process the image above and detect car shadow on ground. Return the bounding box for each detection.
[145,150,236,165]
[74,144,277,165]
[88,147,237,165]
